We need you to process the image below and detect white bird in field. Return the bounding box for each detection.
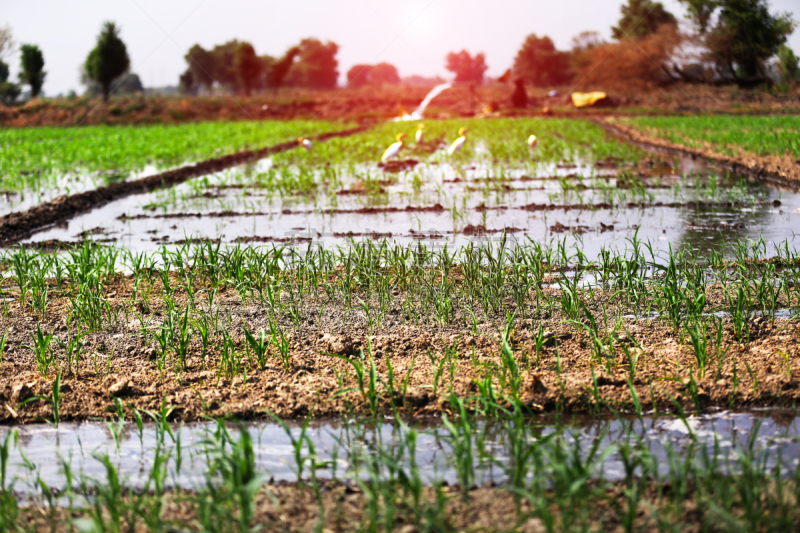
[415,123,425,144]
[528,134,538,148]
[381,133,406,162]
[447,127,468,155]
[298,137,312,151]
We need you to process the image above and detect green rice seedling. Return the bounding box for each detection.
[57,328,89,376]
[200,421,266,533]
[533,325,546,367]
[144,398,176,444]
[0,430,16,494]
[25,323,56,377]
[725,285,751,342]
[18,370,62,428]
[268,318,292,372]
[106,398,126,455]
[76,453,134,533]
[174,305,193,371]
[193,314,213,369]
[688,322,710,380]
[0,329,7,364]
[130,405,144,446]
[441,394,475,498]
[243,325,269,370]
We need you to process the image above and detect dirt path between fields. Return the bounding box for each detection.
[0,126,368,246]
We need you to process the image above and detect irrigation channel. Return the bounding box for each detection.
[1,410,800,498]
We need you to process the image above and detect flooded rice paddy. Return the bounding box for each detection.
[19,151,800,259]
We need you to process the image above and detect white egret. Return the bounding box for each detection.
[381,133,406,163]
[415,123,425,144]
[447,128,468,155]
[298,138,312,151]
[527,134,537,148]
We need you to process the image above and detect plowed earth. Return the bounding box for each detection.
[1,273,798,425]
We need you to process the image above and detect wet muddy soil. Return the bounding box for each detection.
[19,477,791,533]
[0,275,798,425]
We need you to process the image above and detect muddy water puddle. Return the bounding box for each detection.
[1,410,798,496]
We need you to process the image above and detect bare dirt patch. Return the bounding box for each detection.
[1,274,798,425]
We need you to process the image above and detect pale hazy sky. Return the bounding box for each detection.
[2,0,798,96]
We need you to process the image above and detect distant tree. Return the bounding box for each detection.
[0,26,13,60]
[612,0,676,40]
[118,72,144,93]
[0,59,20,106]
[346,64,372,87]
[347,62,400,87]
[182,44,216,92]
[370,63,400,85]
[573,24,682,90]
[570,31,606,71]
[210,40,242,92]
[235,42,262,96]
[85,22,130,101]
[679,0,795,83]
[571,31,605,55]
[267,46,299,90]
[179,69,197,95]
[19,44,45,98]
[777,45,799,84]
[285,38,339,89]
[513,34,572,87]
[82,70,142,97]
[445,50,488,83]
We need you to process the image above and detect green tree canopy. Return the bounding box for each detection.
[445,50,488,83]
[0,59,21,106]
[267,46,299,91]
[19,44,45,97]
[85,21,130,101]
[777,45,799,84]
[513,34,573,87]
[183,44,216,92]
[679,0,795,81]
[285,38,339,89]
[612,0,677,40]
[347,62,400,87]
[235,42,263,96]
[0,26,13,60]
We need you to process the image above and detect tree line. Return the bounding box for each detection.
[0,0,797,107]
